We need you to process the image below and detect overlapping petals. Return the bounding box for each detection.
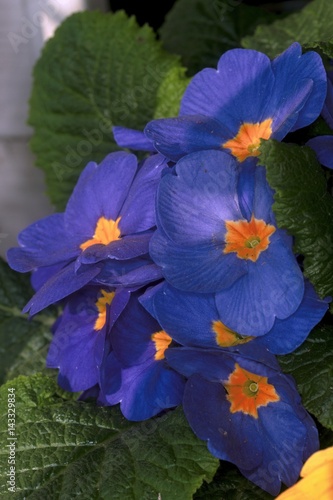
[145,43,326,162]
[140,279,328,354]
[165,348,319,496]
[100,293,185,420]
[7,152,167,314]
[150,149,304,335]
[47,286,130,392]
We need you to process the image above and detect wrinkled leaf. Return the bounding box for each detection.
[29,11,188,209]
[0,374,218,499]
[259,140,333,301]
[242,0,333,58]
[278,326,333,430]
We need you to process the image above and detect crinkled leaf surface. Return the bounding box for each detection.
[0,374,218,499]
[242,0,333,58]
[0,259,55,384]
[278,326,333,430]
[160,0,276,75]
[29,10,188,210]
[258,140,333,301]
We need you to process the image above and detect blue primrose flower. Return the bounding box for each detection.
[140,279,329,355]
[46,285,130,392]
[144,43,327,162]
[165,348,319,496]
[99,292,185,421]
[150,149,305,336]
[7,151,166,315]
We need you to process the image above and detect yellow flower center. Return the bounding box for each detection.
[224,215,276,262]
[80,216,121,251]
[222,119,273,162]
[151,330,172,360]
[94,290,115,331]
[212,320,254,347]
[224,363,280,418]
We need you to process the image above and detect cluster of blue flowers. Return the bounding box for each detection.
[8,42,332,495]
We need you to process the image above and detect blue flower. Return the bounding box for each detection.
[150,149,304,335]
[140,279,329,354]
[7,152,166,315]
[46,285,130,392]
[144,43,326,162]
[166,347,319,496]
[99,292,185,420]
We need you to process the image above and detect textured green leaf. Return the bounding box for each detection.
[160,0,276,75]
[278,326,333,430]
[242,0,333,58]
[0,374,218,499]
[0,259,55,384]
[258,140,333,300]
[29,10,188,210]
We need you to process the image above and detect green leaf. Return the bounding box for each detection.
[160,0,276,75]
[194,462,274,500]
[242,0,333,58]
[278,326,333,430]
[258,139,333,300]
[29,11,188,210]
[0,374,218,499]
[0,259,56,384]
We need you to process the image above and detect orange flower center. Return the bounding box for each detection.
[224,363,280,418]
[80,216,121,251]
[224,215,275,262]
[212,320,254,347]
[94,290,115,331]
[151,330,172,360]
[222,119,273,162]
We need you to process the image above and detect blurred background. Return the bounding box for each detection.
[0,0,110,258]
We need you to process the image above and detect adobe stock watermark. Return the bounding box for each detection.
[7,388,17,493]
[7,0,62,54]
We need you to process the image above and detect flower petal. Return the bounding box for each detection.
[7,213,78,272]
[113,126,156,152]
[150,228,246,293]
[23,262,102,315]
[144,115,231,161]
[216,239,304,336]
[155,150,241,245]
[307,136,333,169]
[119,153,167,234]
[257,280,329,354]
[64,152,137,244]
[180,49,275,132]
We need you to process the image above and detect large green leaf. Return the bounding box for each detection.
[0,374,218,499]
[160,0,276,75]
[278,326,333,430]
[258,140,333,301]
[0,259,55,384]
[29,10,188,210]
[242,0,333,58]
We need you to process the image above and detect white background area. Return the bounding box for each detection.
[0,0,108,258]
